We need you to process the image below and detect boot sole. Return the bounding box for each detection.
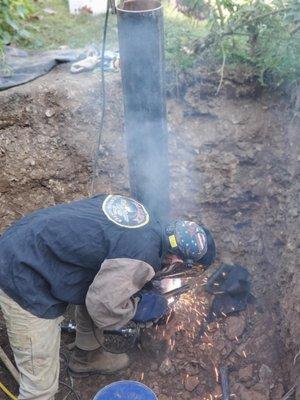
[68,365,128,378]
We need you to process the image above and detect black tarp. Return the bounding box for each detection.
[0,46,82,91]
[196,264,254,339]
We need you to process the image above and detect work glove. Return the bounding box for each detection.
[133,290,169,323]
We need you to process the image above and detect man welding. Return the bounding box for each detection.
[0,194,215,400]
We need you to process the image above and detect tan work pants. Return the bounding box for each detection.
[0,291,102,399]
[0,290,63,400]
[74,305,102,351]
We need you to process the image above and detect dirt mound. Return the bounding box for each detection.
[0,65,299,399]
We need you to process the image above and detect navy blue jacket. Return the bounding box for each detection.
[0,195,162,318]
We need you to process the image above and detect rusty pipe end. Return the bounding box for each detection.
[117,0,162,12]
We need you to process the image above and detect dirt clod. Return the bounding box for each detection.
[239,364,254,382]
[184,375,200,392]
[259,364,274,387]
[159,357,175,375]
[233,382,269,400]
[271,383,285,399]
[45,108,56,118]
[225,316,246,340]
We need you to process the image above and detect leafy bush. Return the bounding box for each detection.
[165,5,207,71]
[192,0,300,87]
[175,0,210,20]
[0,0,34,48]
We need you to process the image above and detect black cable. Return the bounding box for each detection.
[59,350,69,375]
[91,0,110,195]
[59,381,82,400]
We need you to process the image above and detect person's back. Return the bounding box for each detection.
[0,193,215,400]
[0,194,162,318]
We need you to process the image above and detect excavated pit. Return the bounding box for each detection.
[0,65,299,400]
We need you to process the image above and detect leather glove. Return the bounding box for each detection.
[133,290,168,323]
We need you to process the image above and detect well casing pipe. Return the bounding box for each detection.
[117,0,169,222]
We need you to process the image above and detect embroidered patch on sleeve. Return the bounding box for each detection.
[102,195,150,228]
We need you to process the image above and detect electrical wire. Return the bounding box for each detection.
[59,381,82,400]
[0,381,17,400]
[0,369,80,400]
[90,0,110,195]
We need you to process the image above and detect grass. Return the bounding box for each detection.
[15,0,207,70]
[164,4,207,70]
[19,0,118,50]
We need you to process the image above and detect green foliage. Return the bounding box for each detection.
[13,1,205,71]
[0,0,34,48]
[1,0,298,88]
[164,5,207,70]
[15,0,118,50]
[194,0,300,86]
[175,0,210,19]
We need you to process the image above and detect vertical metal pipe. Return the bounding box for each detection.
[117,0,169,222]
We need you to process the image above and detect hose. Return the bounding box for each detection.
[0,381,17,400]
[59,381,82,400]
[90,0,110,195]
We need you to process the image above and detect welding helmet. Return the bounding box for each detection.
[165,220,215,267]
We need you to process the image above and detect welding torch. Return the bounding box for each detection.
[102,283,191,336]
[162,283,190,300]
[61,283,191,337]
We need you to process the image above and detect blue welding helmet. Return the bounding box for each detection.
[93,380,157,400]
[165,220,215,267]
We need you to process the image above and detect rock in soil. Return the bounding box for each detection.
[259,364,274,387]
[225,315,246,340]
[233,382,269,400]
[239,364,254,382]
[271,383,285,399]
[184,375,200,392]
[159,357,175,376]
[150,362,159,371]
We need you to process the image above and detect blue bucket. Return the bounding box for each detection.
[93,380,158,400]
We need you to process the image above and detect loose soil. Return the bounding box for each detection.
[0,64,299,400]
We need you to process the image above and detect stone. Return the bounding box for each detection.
[239,364,254,382]
[252,383,270,397]
[225,316,246,340]
[43,7,57,15]
[221,342,234,358]
[185,362,200,376]
[150,362,159,371]
[233,383,269,400]
[159,357,175,376]
[45,108,55,118]
[212,384,222,397]
[184,375,199,392]
[271,383,285,399]
[0,178,10,192]
[151,381,160,395]
[259,364,273,387]
[181,392,191,400]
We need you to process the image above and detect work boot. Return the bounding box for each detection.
[68,347,130,376]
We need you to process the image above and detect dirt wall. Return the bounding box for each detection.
[279,86,300,396]
[0,65,299,399]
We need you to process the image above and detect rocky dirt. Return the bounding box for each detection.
[0,65,299,400]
